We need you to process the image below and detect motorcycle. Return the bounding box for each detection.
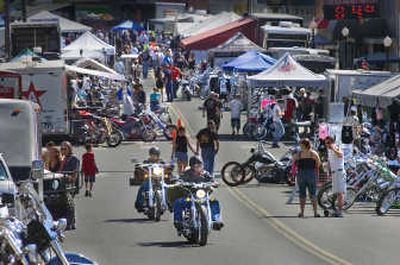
[4,182,97,265]
[130,163,172,221]
[110,114,157,142]
[221,141,294,186]
[77,111,122,147]
[0,198,34,265]
[171,182,217,246]
[178,78,192,101]
[144,110,176,141]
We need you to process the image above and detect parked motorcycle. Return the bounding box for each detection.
[144,110,176,140]
[221,141,294,186]
[77,111,122,147]
[171,182,217,246]
[3,182,97,265]
[110,115,157,142]
[178,78,192,101]
[0,199,33,265]
[317,157,400,215]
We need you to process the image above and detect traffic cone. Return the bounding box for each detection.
[177,117,183,128]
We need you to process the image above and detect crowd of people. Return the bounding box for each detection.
[59,23,400,224]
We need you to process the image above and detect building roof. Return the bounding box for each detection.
[181,17,256,50]
[28,10,91,33]
[209,32,264,53]
[251,12,303,21]
[354,74,400,107]
[178,12,241,37]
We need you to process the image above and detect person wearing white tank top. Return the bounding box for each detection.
[325,136,346,217]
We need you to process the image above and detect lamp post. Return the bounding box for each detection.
[341,26,350,69]
[383,36,393,71]
[309,20,318,48]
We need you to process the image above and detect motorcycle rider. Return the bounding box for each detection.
[134,147,165,212]
[172,156,224,231]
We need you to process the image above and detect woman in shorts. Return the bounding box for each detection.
[171,127,196,175]
[293,138,321,218]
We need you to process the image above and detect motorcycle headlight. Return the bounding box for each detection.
[153,167,163,176]
[52,180,60,191]
[196,189,206,199]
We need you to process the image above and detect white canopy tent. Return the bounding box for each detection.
[62,32,115,60]
[353,74,400,107]
[65,65,125,81]
[248,53,326,88]
[74,58,118,75]
[28,10,91,34]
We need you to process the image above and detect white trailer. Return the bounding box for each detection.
[0,60,70,136]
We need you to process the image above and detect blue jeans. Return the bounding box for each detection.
[135,180,150,210]
[297,169,317,199]
[142,63,149,79]
[150,101,160,111]
[173,197,221,223]
[166,80,174,102]
[272,119,285,145]
[201,146,215,175]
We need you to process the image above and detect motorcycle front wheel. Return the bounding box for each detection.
[376,187,400,216]
[106,130,123,147]
[253,124,267,141]
[142,129,157,142]
[317,183,357,211]
[154,193,163,222]
[163,125,177,141]
[221,162,245,186]
[195,203,208,246]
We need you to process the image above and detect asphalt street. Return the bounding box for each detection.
[63,77,400,265]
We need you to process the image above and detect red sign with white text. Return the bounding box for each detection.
[0,86,14,98]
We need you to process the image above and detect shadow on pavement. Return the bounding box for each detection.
[104,218,151,224]
[137,241,202,248]
[262,215,299,219]
[217,134,255,142]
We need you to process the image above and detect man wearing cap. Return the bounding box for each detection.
[196,121,219,175]
[135,147,164,212]
[203,93,223,131]
[172,156,224,231]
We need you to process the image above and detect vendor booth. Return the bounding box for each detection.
[111,20,144,31]
[248,53,326,88]
[28,10,92,34]
[353,74,400,108]
[62,31,115,62]
[209,32,265,67]
[222,50,276,73]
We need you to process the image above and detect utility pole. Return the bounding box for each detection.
[4,0,11,60]
[21,0,27,21]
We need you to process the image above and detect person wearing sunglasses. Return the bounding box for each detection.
[325,136,346,217]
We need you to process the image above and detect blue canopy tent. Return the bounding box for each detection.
[222,50,276,73]
[112,20,144,31]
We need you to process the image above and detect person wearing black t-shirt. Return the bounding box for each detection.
[203,93,223,131]
[171,127,196,175]
[196,121,219,175]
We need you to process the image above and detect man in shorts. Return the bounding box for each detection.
[325,136,346,217]
[229,94,243,135]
